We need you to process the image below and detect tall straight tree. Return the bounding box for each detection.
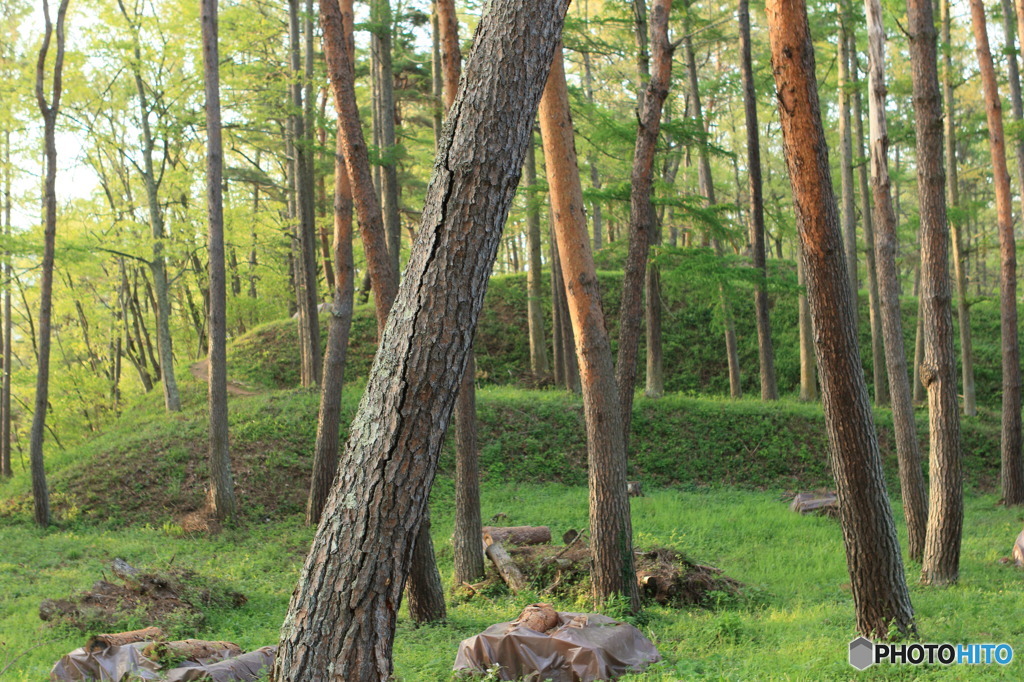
[1,129,10,479]
[907,0,963,585]
[371,0,402,275]
[864,0,927,562]
[739,0,778,400]
[540,43,640,613]
[837,0,857,300]
[798,254,817,401]
[30,0,71,527]
[307,0,357,527]
[767,0,916,638]
[617,0,675,446]
[969,0,1024,505]
[524,139,550,379]
[682,4,741,398]
[288,0,321,388]
[117,0,181,411]
[944,0,977,417]
[201,0,237,521]
[273,0,569,675]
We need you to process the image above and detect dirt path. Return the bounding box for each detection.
[189,359,260,397]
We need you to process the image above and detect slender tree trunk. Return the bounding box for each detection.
[864,0,928,562]
[944,0,977,417]
[288,0,321,388]
[683,18,741,397]
[274,0,568,675]
[644,240,664,397]
[525,138,550,379]
[307,0,357,528]
[851,38,887,405]
[436,0,460,111]
[551,239,580,393]
[582,43,603,251]
[30,0,71,527]
[540,43,640,614]
[969,0,1024,505]
[550,229,565,385]
[618,0,675,447]
[430,10,443,147]
[452,355,483,584]
[913,278,925,403]
[908,0,963,585]
[202,0,237,521]
[740,0,778,401]
[837,0,858,300]
[1,130,11,478]
[372,0,402,276]
[767,0,916,638]
[797,251,817,401]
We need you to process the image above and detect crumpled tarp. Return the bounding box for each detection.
[164,646,276,681]
[49,642,161,681]
[50,642,275,682]
[453,612,660,681]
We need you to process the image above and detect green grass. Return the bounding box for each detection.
[2,485,1023,680]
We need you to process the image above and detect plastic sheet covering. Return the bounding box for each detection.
[50,642,161,681]
[163,646,276,681]
[453,612,660,681]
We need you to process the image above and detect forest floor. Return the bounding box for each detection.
[2,484,1023,679]
[188,358,261,397]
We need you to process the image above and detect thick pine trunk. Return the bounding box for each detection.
[540,44,640,614]
[767,0,916,638]
[740,0,778,401]
[202,0,237,521]
[864,0,927,562]
[943,0,977,417]
[906,0,962,577]
[274,2,568,676]
[618,0,674,447]
[969,0,1024,506]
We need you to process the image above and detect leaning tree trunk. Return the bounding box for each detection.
[540,43,640,614]
[273,1,569,676]
[944,0,977,417]
[767,0,916,639]
[29,0,70,527]
[969,0,1024,506]
[740,0,778,401]
[202,0,237,521]
[863,0,928,562]
[307,0,357,528]
[617,0,675,449]
[907,0,963,581]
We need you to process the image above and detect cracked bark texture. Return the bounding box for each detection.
[908,0,963,585]
[767,0,915,638]
[273,0,569,677]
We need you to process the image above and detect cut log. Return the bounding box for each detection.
[1013,529,1024,567]
[627,481,644,497]
[514,603,558,632]
[142,639,243,663]
[482,525,551,546]
[85,626,165,653]
[789,491,839,516]
[485,542,529,593]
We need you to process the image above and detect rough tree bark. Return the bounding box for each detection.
[272,0,569,676]
[201,0,237,521]
[864,0,927,562]
[371,0,402,276]
[797,247,817,401]
[968,0,1024,505]
[29,0,71,527]
[944,0,977,417]
[767,0,916,638]
[740,0,778,401]
[837,0,857,300]
[306,0,357,528]
[540,43,641,613]
[908,0,963,585]
[617,0,675,448]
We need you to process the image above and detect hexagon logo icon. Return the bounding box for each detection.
[849,636,875,670]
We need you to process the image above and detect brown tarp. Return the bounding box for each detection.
[164,646,276,681]
[453,612,660,681]
[49,643,161,681]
